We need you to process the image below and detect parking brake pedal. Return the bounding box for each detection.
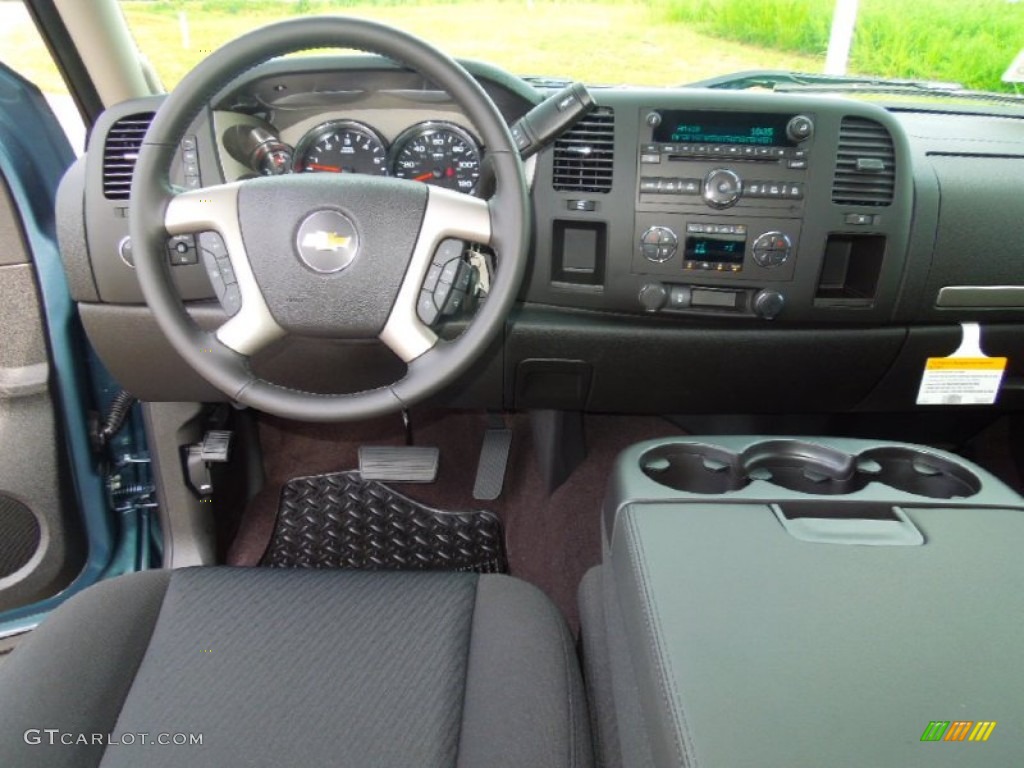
[358,446,439,484]
[184,429,232,498]
[473,417,513,500]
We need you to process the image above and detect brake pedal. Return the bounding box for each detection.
[473,419,512,501]
[358,446,439,484]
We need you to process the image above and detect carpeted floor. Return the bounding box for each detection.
[228,409,683,631]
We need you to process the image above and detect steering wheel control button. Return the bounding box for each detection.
[423,238,475,322]
[442,289,467,316]
[166,234,197,266]
[417,290,440,326]
[752,231,793,268]
[217,258,237,286]
[433,238,464,266]
[453,262,473,293]
[703,168,743,209]
[222,284,242,316]
[423,263,443,292]
[295,210,360,274]
[197,231,239,310]
[640,226,678,263]
[198,231,227,259]
[439,259,460,286]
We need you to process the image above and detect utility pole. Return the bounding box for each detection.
[825,0,859,75]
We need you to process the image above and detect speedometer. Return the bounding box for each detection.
[294,120,388,175]
[390,122,482,195]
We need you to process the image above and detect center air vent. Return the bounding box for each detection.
[553,107,614,193]
[103,112,154,200]
[832,117,896,206]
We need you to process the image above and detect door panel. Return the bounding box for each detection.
[0,175,83,611]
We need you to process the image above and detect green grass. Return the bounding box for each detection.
[3,0,1018,96]
[660,0,1024,93]
[114,1,822,90]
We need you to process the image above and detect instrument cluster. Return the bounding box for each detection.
[236,118,483,196]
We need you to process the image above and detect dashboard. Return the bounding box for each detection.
[56,55,1024,414]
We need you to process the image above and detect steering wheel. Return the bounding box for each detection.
[130,17,529,421]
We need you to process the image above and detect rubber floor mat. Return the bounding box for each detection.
[262,470,507,573]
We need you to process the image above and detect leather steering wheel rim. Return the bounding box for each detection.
[131,16,529,421]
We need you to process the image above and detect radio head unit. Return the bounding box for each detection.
[637,108,815,211]
[652,110,804,148]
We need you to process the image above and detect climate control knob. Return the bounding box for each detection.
[638,282,668,312]
[640,226,678,263]
[702,168,742,209]
[751,231,792,268]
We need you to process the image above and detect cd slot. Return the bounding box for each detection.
[666,153,783,164]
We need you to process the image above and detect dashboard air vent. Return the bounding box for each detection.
[103,112,154,200]
[832,117,896,206]
[553,107,614,193]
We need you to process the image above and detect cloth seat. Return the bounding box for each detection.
[0,567,593,768]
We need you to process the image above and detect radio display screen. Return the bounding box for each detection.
[685,236,745,264]
[654,111,796,147]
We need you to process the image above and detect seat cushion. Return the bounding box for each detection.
[0,567,592,768]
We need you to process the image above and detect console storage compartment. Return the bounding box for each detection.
[582,436,1024,768]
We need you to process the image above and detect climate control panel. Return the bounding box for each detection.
[634,213,800,283]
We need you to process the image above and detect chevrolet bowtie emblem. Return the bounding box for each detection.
[301,231,352,252]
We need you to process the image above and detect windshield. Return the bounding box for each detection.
[1,1,1021,97]
[113,0,1022,94]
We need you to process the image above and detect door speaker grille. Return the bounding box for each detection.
[0,495,40,578]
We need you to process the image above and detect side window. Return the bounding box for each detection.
[0,1,86,154]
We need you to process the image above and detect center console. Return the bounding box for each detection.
[580,436,1024,767]
[632,109,812,317]
[529,90,915,324]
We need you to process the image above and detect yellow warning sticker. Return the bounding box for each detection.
[925,357,1007,371]
[917,323,1007,405]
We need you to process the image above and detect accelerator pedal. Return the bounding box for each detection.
[358,445,439,484]
[473,417,512,501]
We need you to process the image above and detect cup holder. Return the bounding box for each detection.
[640,444,748,494]
[856,447,981,500]
[640,440,982,500]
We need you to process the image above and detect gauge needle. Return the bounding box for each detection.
[307,163,342,172]
[413,172,435,182]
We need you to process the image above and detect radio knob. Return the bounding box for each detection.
[754,289,785,320]
[786,115,815,143]
[640,226,678,263]
[645,111,662,128]
[702,168,742,209]
[638,282,668,312]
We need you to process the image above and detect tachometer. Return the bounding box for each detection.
[390,122,482,195]
[294,120,388,175]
